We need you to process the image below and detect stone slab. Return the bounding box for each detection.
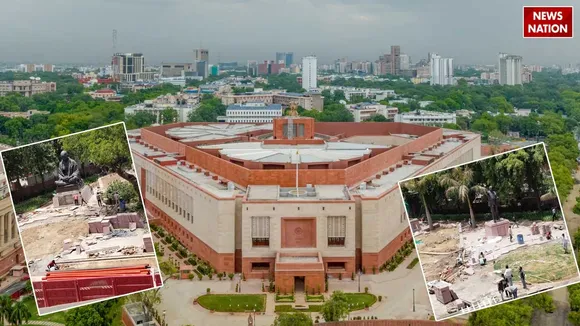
[56,184,80,194]
[80,185,93,203]
[53,190,81,207]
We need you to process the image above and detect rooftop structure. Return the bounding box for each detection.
[220,103,283,123]
[0,79,56,97]
[394,110,456,126]
[129,115,480,294]
[124,92,200,123]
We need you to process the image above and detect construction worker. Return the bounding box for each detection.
[96,190,103,207]
[46,260,58,271]
[73,193,79,206]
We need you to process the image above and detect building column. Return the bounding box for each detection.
[7,213,12,242]
[0,213,4,245]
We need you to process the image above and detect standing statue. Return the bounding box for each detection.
[55,151,82,187]
[487,186,500,222]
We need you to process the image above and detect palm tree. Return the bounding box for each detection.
[403,174,437,230]
[0,295,13,326]
[8,301,31,326]
[440,167,486,228]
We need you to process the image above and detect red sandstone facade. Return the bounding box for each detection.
[130,117,480,293]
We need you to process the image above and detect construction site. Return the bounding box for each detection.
[413,217,580,320]
[17,174,161,314]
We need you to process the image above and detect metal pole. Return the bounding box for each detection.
[413,288,415,312]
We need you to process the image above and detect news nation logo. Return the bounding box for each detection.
[523,6,573,38]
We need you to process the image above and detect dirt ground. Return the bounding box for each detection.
[415,226,460,281]
[20,216,89,261]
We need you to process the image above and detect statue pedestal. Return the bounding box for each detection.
[484,219,510,237]
[53,185,93,207]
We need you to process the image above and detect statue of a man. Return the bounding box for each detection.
[487,186,499,222]
[55,151,81,187]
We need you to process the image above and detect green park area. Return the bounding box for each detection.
[197,294,266,312]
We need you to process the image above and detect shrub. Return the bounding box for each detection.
[208,274,213,280]
[365,303,369,309]
[362,267,366,274]
[178,248,188,257]
[317,285,321,295]
[242,273,246,281]
[188,257,197,266]
[262,283,265,292]
[171,242,178,251]
[365,287,369,294]
[188,273,194,280]
[338,273,342,280]
[228,273,234,280]
[105,180,138,204]
[235,283,239,293]
[217,272,223,280]
[165,235,172,243]
[197,274,203,281]
[372,266,376,274]
[351,272,355,280]
[378,295,382,302]
[206,288,211,294]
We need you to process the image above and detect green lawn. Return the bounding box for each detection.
[495,243,577,283]
[14,192,53,214]
[23,295,67,323]
[344,293,377,310]
[275,304,322,313]
[197,294,266,312]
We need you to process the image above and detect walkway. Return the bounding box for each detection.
[155,252,433,325]
[27,321,65,326]
[562,168,580,233]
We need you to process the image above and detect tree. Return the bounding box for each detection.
[64,305,105,326]
[273,312,313,326]
[8,301,31,326]
[2,142,58,191]
[161,108,178,125]
[104,180,138,204]
[320,291,349,322]
[126,111,157,129]
[365,114,388,122]
[439,167,486,228]
[402,174,437,230]
[0,295,12,326]
[60,123,135,188]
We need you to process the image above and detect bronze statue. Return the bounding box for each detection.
[289,102,299,117]
[56,151,82,187]
[487,186,499,222]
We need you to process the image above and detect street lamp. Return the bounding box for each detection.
[413,288,415,312]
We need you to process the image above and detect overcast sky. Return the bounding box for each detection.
[1,0,577,66]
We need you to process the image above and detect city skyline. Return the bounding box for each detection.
[1,0,578,66]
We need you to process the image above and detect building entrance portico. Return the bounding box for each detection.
[274,252,325,294]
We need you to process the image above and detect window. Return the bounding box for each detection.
[327,216,346,246]
[251,216,270,247]
[327,262,346,270]
[251,262,270,271]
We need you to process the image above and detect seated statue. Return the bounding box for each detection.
[55,151,82,187]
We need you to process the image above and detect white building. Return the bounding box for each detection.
[302,56,318,90]
[400,54,410,71]
[394,110,456,126]
[498,53,522,85]
[159,77,187,87]
[348,102,399,122]
[124,92,199,123]
[219,103,283,123]
[430,54,454,85]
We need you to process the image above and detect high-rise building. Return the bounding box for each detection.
[400,54,410,71]
[285,53,294,66]
[193,49,209,77]
[196,61,209,79]
[112,53,154,82]
[498,53,522,85]
[247,61,258,77]
[429,54,454,85]
[301,56,317,90]
[390,45,401,75]
[276,52,294,67]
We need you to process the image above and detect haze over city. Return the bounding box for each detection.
[1,0,578,65]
